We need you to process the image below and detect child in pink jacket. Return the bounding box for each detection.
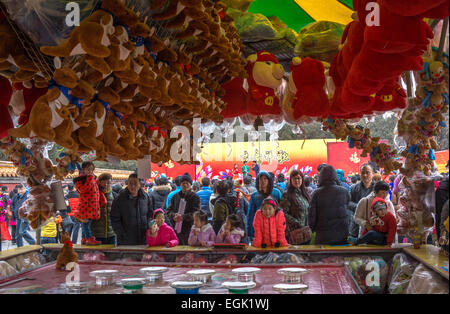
[216,214,245,244]
[188,211,216,247]
[147,209,179,248]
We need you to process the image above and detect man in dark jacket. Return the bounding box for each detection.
[111,174,153,245]
[11,184,35,247]
[149,177,172,212]
[92,173,117,244]
[308,165,351,245]
[166,173,201,245]
[436,177,449,238]
[348,164,374,237]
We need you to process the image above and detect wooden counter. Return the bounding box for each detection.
[0,245,42,261]
[403,245,449,280]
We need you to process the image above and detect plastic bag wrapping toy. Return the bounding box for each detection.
[295,21,345,63]
[82,251,107,261]
[6,252,46,272]
[406,263,449,294]
[227,8,277,41]
[141,253,166,263]
[175,253,207,264]
[250,252,304,264]
[344,256,388,294]
[0,261,18,279]
[1,0,98,46]
[216,254,239,264]
[387,253,419,294]
[397,174,436,239]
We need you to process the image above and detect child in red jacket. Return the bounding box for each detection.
[356,197,397,246]
[147,209,179,247]
[252,196,288,248]
[73,162,106,246]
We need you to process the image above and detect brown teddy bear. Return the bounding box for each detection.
[347,125,380,157]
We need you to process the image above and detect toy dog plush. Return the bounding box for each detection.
[56,232,78,271]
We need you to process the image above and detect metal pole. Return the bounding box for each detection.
[405,71,413,98]
[436,17,449,61]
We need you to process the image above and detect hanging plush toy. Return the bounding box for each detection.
[245,51,285,116]
[288,57,330,119]
[0,76,13,139]
[220,77,248,118]
[347,125,380,157]
[12,82,48,126]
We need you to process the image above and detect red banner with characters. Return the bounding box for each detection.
[148,140,448,183]
[326,142,372,178]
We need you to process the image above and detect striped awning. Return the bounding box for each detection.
[249,0,354,31]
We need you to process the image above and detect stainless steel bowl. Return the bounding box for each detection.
[273,283,308,294]
[89,270,119,287]
[186,269,216,283]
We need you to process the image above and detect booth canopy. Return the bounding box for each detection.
[248,0,354,31]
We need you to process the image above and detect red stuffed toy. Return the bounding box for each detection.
[329,20,365,117]
[220,77,248,119]
[372,81,407,112]
[289,57,330,118]
[0,76,13,139]
[345,44,423,96]
[12,82,47,126]
[364,1,433,54]
[379,0,448,18]
[245,51,284,116]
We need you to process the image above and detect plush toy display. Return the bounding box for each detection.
[347,125,379,157]
[288,57,330,119]
[245,51,284,116]
[3,0,246,165]
[399,52,449,177]
[0,75,13,139]
[328,0,447,118]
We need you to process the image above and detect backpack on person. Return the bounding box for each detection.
[237,187,252,202]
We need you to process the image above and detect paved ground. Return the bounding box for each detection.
[1,226,81,251]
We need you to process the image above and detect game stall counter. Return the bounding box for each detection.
[0,243,448,294]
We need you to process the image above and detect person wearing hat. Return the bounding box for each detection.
[354,197,397,246]
[166,173,201,245]
[247,171,282,242]
[252,196,288,248]
[353,181,396,238]
[147,209,179,248]
[149,177,172,213]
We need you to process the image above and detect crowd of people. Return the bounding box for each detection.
[0,161,449,251]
